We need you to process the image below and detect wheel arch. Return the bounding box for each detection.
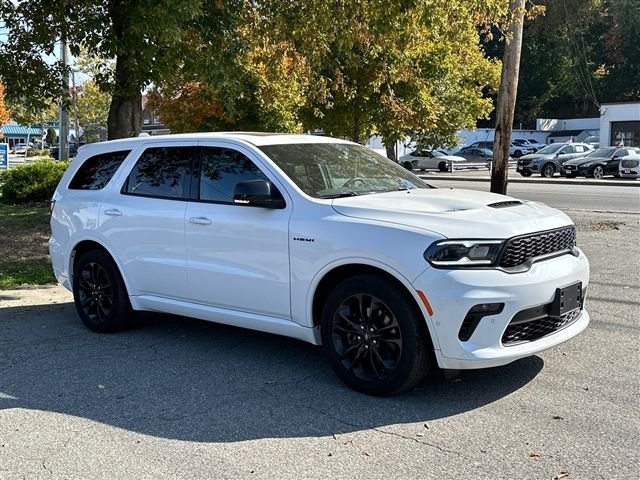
[309,261,439,349]
[70,239,132,297]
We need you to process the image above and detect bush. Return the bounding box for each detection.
[0,159,69,204]
[27,148,51,157]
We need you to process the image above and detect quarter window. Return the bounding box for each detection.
[198,147,268,203]
[69,150,130,190]
[124,147,197,200]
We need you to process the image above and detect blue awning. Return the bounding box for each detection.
[0,124,43,136]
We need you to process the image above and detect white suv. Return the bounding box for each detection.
[50,133,590,395]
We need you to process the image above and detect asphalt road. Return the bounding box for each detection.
[1,211,639,479]
[424,178,640,213]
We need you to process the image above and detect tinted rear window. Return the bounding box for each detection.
[68,150,130,190]
[124,146,198,200]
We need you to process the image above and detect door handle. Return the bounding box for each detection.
[190,217,212,225]
[104,209,123,216]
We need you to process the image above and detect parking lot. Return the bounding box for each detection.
[1,207,639,480]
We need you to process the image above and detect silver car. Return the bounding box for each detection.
[516,143,593,178]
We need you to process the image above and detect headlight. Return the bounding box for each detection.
[579,162,593,168]
[424,240,504,268]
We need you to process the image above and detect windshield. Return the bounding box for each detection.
[586,148,616,157]
[260,143,430,198]
[536,144,565,154]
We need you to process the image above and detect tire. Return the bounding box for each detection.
[541,163,556,178]
[565,174,577,178]
[320,274,432,396]
[591,165,604,180]
[514,150,522,158]
[73,249,133,333]
[520,171,532,177]
[402,161,413,171]
[438,161,448,172]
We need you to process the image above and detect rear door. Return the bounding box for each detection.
[100,143,198,300]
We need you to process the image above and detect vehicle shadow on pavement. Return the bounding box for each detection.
[0,302,543,442]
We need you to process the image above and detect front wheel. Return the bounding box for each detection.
[438,161,448,172]
[402,161,413,171]
[73,249,133,333]
[321,274,432,396]
[520,171,532,177]
[541,163,556,178]
[591,166,604,179]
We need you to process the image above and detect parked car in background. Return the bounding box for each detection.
[584,136,600,148]
[399,149,467,172]
[619,153,640,179]
[49,132,590,395]
[562,147,639,179]
[51,143,81,160]
[455,147,494,166]
[10,142,34,154]
[516,143,593,177]
[468,141,533,158]
[512,138,545,152]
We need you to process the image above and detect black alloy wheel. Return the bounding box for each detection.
[331,294,403,382]
[541,163,556,178]
[73,250,133,332]
[321,274,432,395]
[438,161,448,172]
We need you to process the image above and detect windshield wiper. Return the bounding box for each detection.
[319,192,360,199]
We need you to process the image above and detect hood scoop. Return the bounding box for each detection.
[488,200,523,209]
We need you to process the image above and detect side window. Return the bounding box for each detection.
[574,145,585,153]
[69,150,130,190]
[124,146,197,200]
[199,147,268,204]
[617,149,628,157]
[559,146,571,154]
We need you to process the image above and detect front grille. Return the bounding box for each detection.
[499,227,576,268]
[502,308,582,346]
[564,165,576,171]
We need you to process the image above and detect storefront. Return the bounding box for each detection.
[0,124,44,148]
[600,102,640,147]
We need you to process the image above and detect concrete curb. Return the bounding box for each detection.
[418,174,639,187]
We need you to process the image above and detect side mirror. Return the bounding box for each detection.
[233,180,286,209]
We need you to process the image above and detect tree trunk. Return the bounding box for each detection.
[384,141,397,162]
[107,2,143,140]
[491,0,526,195]
[107,92,143,139]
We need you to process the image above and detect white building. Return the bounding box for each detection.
[599,102,640,147]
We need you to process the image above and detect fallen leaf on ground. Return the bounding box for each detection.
[424,423,430,429]
[332,432,343,440]
[529,452,540,457]
[416,432,425,437]
[552,471,570,480]
[362,452,371,457]
[552,415,563,420]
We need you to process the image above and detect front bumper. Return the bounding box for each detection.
[562,165,589,177]
[412,248,590,370]
[516,163,539,174]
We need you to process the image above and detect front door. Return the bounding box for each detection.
[185,143,292,319]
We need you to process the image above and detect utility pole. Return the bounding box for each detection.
[59,38,69,162]
[491,0,526,195]
[71,70,80,146]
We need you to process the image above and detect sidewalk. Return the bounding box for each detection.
[418,168,639,187]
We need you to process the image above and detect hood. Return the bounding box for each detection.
[331,189,571,239]
[563,156,605,166]
[520,152,554,160]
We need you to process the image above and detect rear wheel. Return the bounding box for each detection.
[402,161,413,171]
[321,274,432,396]
[541,163,556,178]
[73,250,133,333]
[591,165,604,179]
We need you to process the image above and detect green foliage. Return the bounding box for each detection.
[0,159,69,204]
[26,149,51,157]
